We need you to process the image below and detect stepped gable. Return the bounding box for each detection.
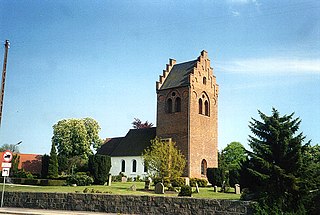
[156,50,213,91]
[107,127,156,157]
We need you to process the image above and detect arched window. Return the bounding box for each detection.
[201,159,207,176]
[167,98,173,113]
[203,77,207,85]
[204,100,209,116]
[199,98,203,114]
[121,160,126,173]
[132,160,137,173]
[175,97,181,112]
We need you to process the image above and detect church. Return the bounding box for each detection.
[97,50,219,179]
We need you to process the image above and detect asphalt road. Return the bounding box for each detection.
[0,207,121,215]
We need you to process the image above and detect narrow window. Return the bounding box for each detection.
[144,163,148,172]
[167,98,173,113]
[175,97,181,112]
[132,160,137,173]
[121,160,126,173]
[201,159,207,176]
[204,100,209,116]
[203,77,207,85]
[199,98,203,114]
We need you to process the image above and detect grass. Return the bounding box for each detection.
[1,182,240,200]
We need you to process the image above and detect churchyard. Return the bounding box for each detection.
[1,181,240,200]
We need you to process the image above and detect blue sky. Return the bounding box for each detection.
[0,0,319,154]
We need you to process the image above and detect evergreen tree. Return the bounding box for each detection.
[48,143,59,178]
[88,154,111,185]
[41,154,50,178]
[243,108,308,213]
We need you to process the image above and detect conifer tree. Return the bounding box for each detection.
[243,108,308,213]
[48,143,59,178]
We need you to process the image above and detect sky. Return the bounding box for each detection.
[0,0,319,154]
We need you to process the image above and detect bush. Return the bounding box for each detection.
[171,177,185,187]
[66,173,94,186]
[207,168,223,186]
[190,178,208,187]
[13,170,34,179]
[153,177,170,187]
[178,185,192,197]
[112,172,126,182]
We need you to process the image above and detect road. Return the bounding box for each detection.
[0,207,120,215]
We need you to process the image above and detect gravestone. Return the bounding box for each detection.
[129,184,136,191]
[184,177,190,186]
[145,179,151,190]
[213,185,218,192]
[155,182,165,194]
[107,175,112,186]
[235,184,240,194]
[221,180,226,192]
[121,176,127,183]
[195,182,200,193]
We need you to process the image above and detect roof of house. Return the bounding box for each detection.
[97,127,156,157]
[96,137,124,156]
[160,60,197,90]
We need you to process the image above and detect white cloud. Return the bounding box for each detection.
[231,10,240,16]
[216,58,320,75]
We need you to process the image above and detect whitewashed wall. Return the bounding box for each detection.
[110,156,148,178]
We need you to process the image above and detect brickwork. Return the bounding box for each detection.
[156,50,219,178]
[4,192,254,214]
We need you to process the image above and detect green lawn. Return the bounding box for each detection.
[1,182,240,200]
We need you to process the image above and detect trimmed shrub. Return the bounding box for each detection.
[171,177,185,187]
[24,179,40,185]
[40,179,66,186]
[66,173,94,186]
[190,178,208,187]
[178,185,192,197]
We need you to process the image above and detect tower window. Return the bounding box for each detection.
[201,159,207,176]
[204,100,209,116]
[175,97,181,112]
[121,160,126,173]
[132,159,137,173]
[203,77,207,85]
[167,98,173,113]
[199,98,203,114]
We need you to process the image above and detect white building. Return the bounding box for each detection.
[97,127,156,178]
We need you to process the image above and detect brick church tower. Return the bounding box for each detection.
[156,50,219,178]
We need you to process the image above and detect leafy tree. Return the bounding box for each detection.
[0,143,21,153]
[132,118,154,129]
[143,137,186,181]
[221,142,246,171]
[48,143,58,178]
[52,118,102,172]
[88,154,111,185]
[221,142,247,186]
[242,108,308,214]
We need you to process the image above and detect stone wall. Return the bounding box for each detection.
[4,192,254,214]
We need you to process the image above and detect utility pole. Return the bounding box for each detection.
[0,40,10,127]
